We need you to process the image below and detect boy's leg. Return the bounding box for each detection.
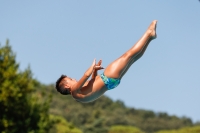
[104,20,157,79]
[120,38,152,78]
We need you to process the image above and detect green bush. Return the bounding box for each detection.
[108,125,144,133]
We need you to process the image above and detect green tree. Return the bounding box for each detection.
[0,40,51,133]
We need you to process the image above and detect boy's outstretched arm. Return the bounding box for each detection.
[73,59,103,92]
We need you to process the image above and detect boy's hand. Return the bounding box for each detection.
[85,59,104,77]
[94,60,104,70]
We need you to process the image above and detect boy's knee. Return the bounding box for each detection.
[123,52,132,58]
[123,51,138,59]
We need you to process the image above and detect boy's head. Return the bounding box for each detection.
[55,75,71,95]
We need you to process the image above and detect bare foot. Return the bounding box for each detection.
[147,20,157,39]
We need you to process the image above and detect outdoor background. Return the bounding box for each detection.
[0,0,200,124]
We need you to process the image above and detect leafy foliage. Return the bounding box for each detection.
[155,126,200,133]
[49,115,82,133]
[0,40,51,133]
[108,125,144,133]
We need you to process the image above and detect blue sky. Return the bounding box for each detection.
[1,1,200,122]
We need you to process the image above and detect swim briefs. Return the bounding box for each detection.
[100,73,120,90]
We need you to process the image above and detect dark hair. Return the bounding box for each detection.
[55,75,71,95]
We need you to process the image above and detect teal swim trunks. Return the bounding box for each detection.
[100,73,120,90]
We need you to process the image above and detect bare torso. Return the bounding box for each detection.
[71,75,108,103]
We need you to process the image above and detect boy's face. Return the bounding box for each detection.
[60,77,77,89]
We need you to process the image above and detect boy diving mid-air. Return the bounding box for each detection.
[55,20,157,103]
